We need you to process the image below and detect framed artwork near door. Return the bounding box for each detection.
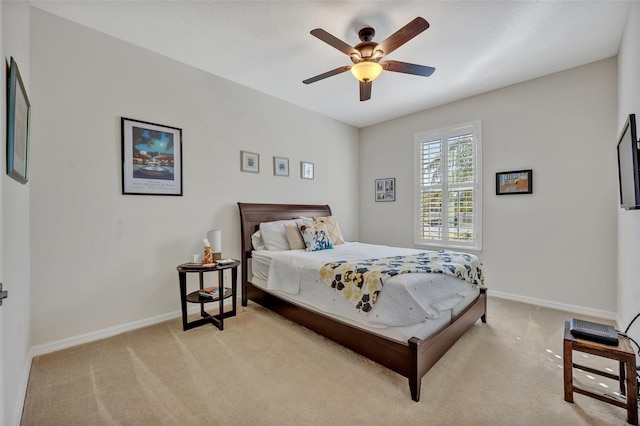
[6,57,31,184]
[121,117,183,196]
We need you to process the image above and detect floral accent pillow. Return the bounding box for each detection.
[298,222,333,252]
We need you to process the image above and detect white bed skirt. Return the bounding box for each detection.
[249,274,480,344]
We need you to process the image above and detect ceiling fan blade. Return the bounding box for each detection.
[360,81,372,101]
[381,60,435,77]
[376,17,430,57]
[303,65,352,84]
[310,28,360,57]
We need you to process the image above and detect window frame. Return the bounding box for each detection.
[413,120,482,251]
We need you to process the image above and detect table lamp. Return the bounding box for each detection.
[207,230,222,260]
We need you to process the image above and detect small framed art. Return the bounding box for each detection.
[375,178,395,202]
[496,169,532,195]
[273,156,289,176]
[301,161,314,179]
[121,117,182,196]
[6,57,31,184]
[241,151,259,173]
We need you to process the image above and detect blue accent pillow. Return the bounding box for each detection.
[298,222,333,252]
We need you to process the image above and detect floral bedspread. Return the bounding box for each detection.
[319,251,484,313]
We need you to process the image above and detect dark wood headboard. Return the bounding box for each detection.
[237,202,332,303]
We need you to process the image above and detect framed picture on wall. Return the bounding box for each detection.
[496,169,532,195]
[273,156,289,176]
[241,150,260,173]
[6,57,31,184]
[301,161,314,179]
[375,178,395,202]
[121,117,183,196]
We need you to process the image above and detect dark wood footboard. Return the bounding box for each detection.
[409,288,487,401]
[238,202,487,401]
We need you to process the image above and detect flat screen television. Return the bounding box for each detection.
[617,113,640,210]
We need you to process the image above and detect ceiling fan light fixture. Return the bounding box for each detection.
[350,61,383,82]
[304,18,433,100]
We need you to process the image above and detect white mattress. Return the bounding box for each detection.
[250,242,481,343]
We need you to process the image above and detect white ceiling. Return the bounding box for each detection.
[32,1,630,128]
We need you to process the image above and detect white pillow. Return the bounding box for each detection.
[259,219,296,250]
[251,230,266,251]
[259,218,313,251]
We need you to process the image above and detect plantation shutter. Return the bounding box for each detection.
[415,121,482,250]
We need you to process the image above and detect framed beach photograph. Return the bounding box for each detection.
[375,178,396,202]
[301,161,314,180]
[6,57,31,184]
[241,150,259,173]
[121,117,183,196]
[273,156,289,176]
[496,169,532,195]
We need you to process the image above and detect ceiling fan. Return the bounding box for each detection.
[303,17,435,102]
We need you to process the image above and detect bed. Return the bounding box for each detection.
[238,202,487,401]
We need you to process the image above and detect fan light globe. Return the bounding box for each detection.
[350,61,383,82]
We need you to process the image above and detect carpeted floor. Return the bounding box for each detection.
[21,297,636,425]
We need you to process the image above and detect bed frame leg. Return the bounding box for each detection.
[480,287,487,323]
[408,337,421,402]
[241,261,249,307]
[409,377,421,402]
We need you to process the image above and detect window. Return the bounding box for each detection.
[414,120,482,250]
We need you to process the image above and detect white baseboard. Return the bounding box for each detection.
[29,300,232,357]
[489,290,617,323]
[12,355,31,426]
[27,293,617,357]
[30,309,181,357]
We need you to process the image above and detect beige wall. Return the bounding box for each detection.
[617,2,640,340]
[2,1,32,424]
[29,9,359,348]
[360,58,618,317]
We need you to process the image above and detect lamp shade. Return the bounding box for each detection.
[207,230,222,254]
[350,61,383,82]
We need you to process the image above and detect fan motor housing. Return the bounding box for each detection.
[353,41,379,62]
